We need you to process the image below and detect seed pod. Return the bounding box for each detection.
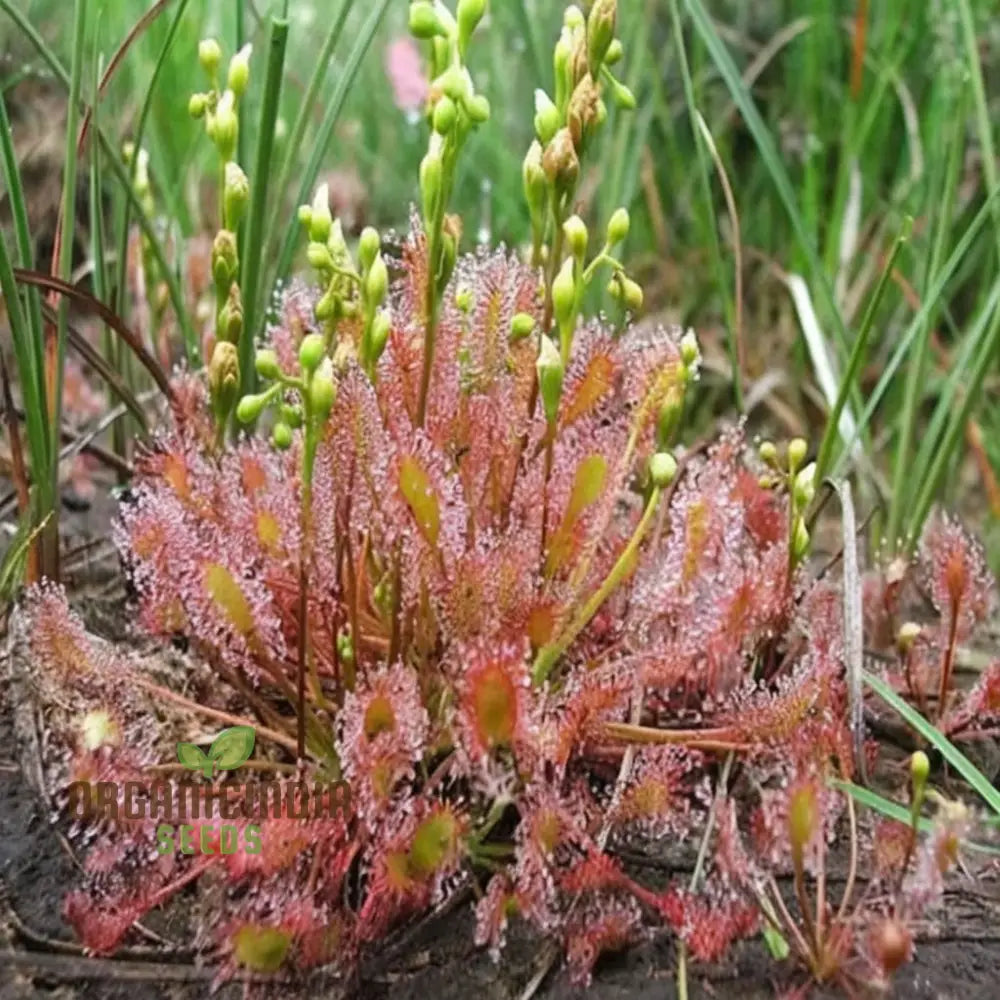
[298,333,326,373]
[254,349,280,381]
[433,95,457,134]
[236,392,270,424]
[649,452,677,489]
[409,1,446,39]
[552,258,577,329]
[758,440,778,466]
[272,422,293,450]
[621,277,643,311]
[457,0,487,56]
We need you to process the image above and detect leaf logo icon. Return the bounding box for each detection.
[176,726,255,778]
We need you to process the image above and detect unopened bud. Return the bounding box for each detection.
[223,161,249,230]
[358,226,381,271]
[680,329,701,369]
[188,93,207,118]
[536,335,564,424]
[465,93,491,124]
[606,73,636,110]
[227,43,252,98]
[534,89,561,144]
[552,257,577,327]
[310,373,336,421]
[793,462,816,510]
[254,349,280,380]
[792,516,810,562]
[212,230,239,289]
[432,94,457,134]
[440,65,470,104]
[457,0,487,55]
[366,252,388,306]
[587,0,617,73]
[649,451,677,489]
[219,284,244,343]
[510,312,536,342]
[299,333,326,373]
[621,276,643,311]
[759,440,778,466]
[522,140,547,219]
[212,90,238,160]
[198,38,222,78]
[420,148,444,221]
[564,5,585,30]
[605,38,623,65]
[606,207,630,246]
[309,184,332,243]
[371,310,391,361]
[208,340,240,418]
[280,403,303,429]
[409,1,447,38]
[563,215,588,259]
[307,241,335,273]
[910,750,930,788]
[788,437,808,473]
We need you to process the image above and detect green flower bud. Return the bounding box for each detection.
[298,204,313,230]
[787,437,808,473]
[309,184,332,243]
[897,621,921,654]
[315,288,340,322]
[420,148,444,221]
[563,214,588,259]
[366,252,389,306]
[299,333,327,373]
[552,257,577,328]
[198,38,222,78]
[433,94,457,134]
[358,226,381,271]
[649,451,678,489]
[280,403,303,429]
[522,140,547,220]
[227,43,252,98]
[793,462,817,510]
[758,440,778,466]
[212,90,238,161]
[440,65,470,104]
[236,391,270,424]
[534,89,560,144]
[409,1,447,39]
[223,161,250,231]
[457,0,487,56]
[792,515,810,562]
[553,36,573,106]
[606,207,630,246]
[605,38,624,65]
[910,750,930,787]
[307,241,335,273]
[564,5,585,30]
[219,283,244,343]
[254,349,280,381]
[212,230,239,289]
[188,93,207,118]
[272,422,293,450]
[310,373,336,421]
[679,329,701,368]
[465,93,491,124]
[536,335,564,425]
[510,312,536,342]
[587,0,617,73]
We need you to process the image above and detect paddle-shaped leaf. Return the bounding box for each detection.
[399,454,441,549]
[545,454,608,576]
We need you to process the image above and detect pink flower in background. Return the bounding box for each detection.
[385,37,427,113]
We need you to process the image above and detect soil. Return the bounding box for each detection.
[2,506,1000,999]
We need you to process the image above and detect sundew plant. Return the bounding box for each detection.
[12,0,1000,994]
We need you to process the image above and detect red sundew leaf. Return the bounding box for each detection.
[399,454,441,550]
[545,454,608,577]
[203,563,256,636]
[560,350,616,428]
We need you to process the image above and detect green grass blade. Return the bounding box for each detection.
[270,0,391,292]
[683,0,851,359]
[815,216,911,486]
[832,186,1000,478]
[239,15,289,402]
[864,670,1000,818]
